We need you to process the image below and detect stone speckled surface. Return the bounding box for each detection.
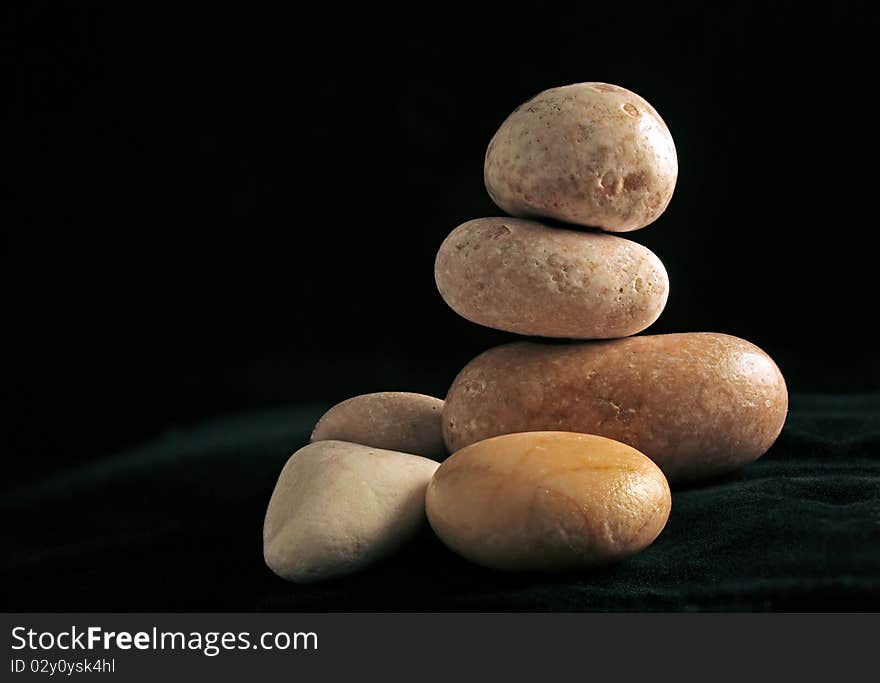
[484,82,678,232]
[443,333,788,484]
[311,392,446,460]
[435,217,668,338]
[426,432,671,572]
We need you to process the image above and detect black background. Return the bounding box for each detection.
[6,3,880,486]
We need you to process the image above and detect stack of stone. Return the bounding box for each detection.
[263,83,788,584]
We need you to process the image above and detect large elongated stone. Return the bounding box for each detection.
[443,334,788,483]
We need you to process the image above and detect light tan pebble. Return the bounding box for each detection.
[311,392,446,460]
[264,440,439,582]
[443,333,788,484]
[484,82,678,232]
[426,431,671,571]
[435,217,668,338]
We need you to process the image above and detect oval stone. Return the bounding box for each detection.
[426,431,671,571]
[311,392,446,460]
[484,82,678,232]
[435,217,668,338]
[443,333,788,483]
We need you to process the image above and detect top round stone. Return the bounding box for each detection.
[484,82,678,232]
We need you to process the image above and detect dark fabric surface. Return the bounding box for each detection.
[3,393,879,612]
